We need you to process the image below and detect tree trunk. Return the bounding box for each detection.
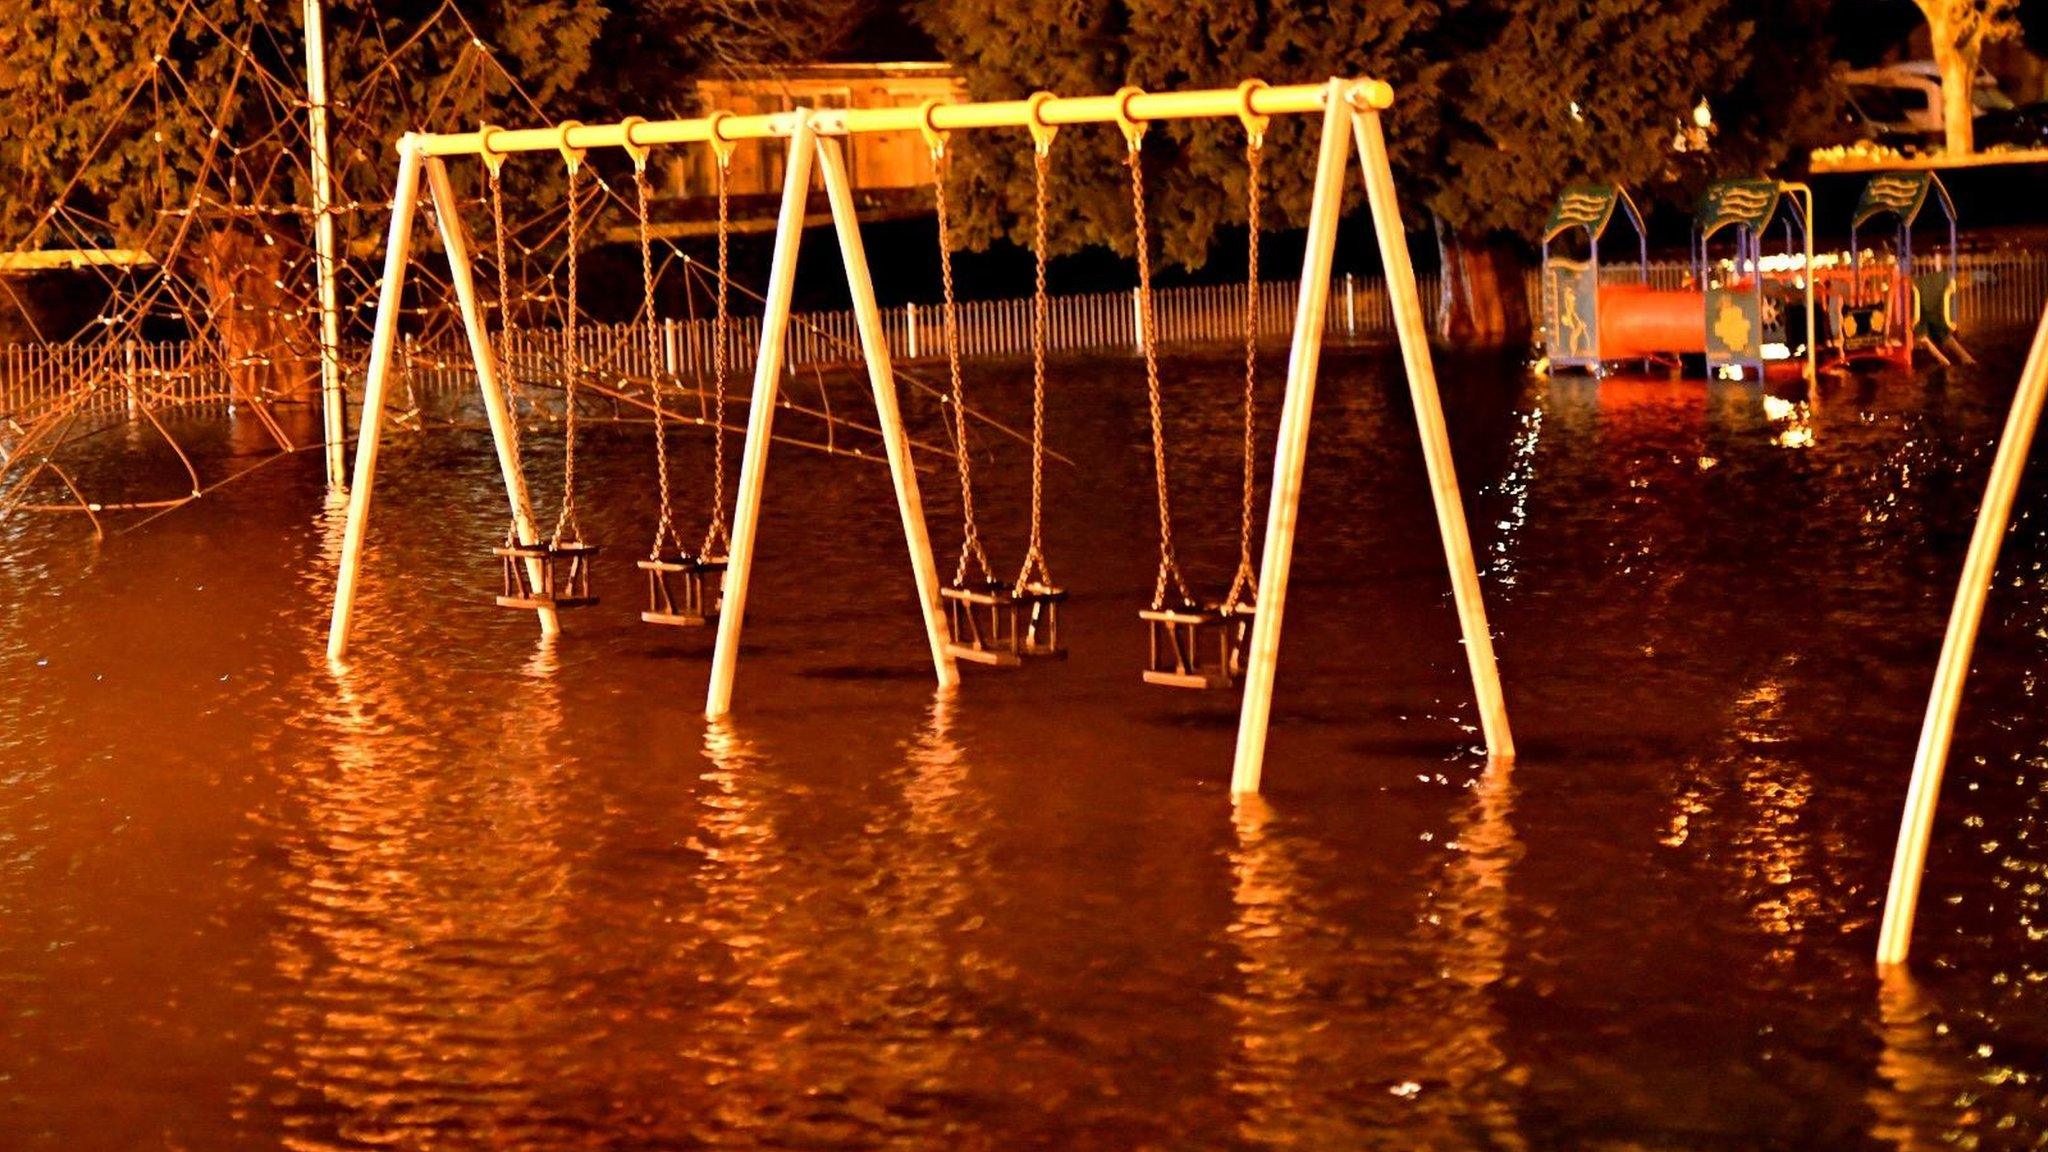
[1433,216,1531,349]
[1934,39,1976,156]
[191,224,299,404]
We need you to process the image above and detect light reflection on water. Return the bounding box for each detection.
[3,342,2048,1148]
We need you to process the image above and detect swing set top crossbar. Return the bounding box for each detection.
[402,79,1395,159]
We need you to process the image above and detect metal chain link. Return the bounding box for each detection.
[1223,138,1264,613]
[932,141,992,588]
[489,161,525,548]
[637,163,678,558]
[700,154,733,559]
[552,159,584,546]
[1129,137,1190,610]
[1013,143,1054,595]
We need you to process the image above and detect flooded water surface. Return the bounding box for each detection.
[4,338,2048,1149]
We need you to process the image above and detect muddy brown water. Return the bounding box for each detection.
[3,339,2046,1149]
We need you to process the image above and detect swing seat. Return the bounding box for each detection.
[1013,581,1068,659]
[639,551,726,627]
[942,580,1024,666]
[1140,600,1253,690]
[495,540,599,610]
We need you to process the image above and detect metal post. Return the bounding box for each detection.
[1877,296,2048,967]
[303,0,347,492]
[1354,104,1515,763]
[326,142,425,661]
[424,156,559,639]
[814,134,959,690]
[706,119,820,719]
[1229,81,1354,797]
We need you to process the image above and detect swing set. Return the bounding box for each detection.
[325,76,1515,797]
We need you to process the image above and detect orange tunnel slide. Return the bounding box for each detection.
[1598,283,1706,358]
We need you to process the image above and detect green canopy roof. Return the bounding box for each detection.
[1542,184,1640,245]
[1851,171,1954,231]
[1696,178,1786,243]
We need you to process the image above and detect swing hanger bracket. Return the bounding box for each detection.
[557,120,587,172]
[477,122,507,177]
[705,111,739,170]
[1025,91,1058,155]
[619,115,652,173]
[1113,85,1147,152]
[918,99,949,163]
[1236,80,1271,148]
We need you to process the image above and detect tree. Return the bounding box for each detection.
[1911,0,2019,154]
[916,0,1836,348]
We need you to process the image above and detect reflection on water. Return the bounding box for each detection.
[4,342,2048,1148]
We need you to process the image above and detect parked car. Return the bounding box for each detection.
[1974,101,2048,150]
[1839,61,2015,152]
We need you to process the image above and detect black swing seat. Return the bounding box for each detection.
[1012,581,1068,660]
[1141,600,1255,690]
[494,540,599,610]
[638,551,727,627]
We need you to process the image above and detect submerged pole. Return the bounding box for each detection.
[706,119,819,719]
[1354,102,1515,764]
[1229,81,1354,797]
[814,134,959,691]
[326,143,424,661]
[1878,296,2048,968]
[424,156,558,639]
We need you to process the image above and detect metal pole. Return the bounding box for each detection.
[1877,295,2048,968]
[1354,106,1515,763]
[1229,81,1353,797]
[706,119,819,719]
[326,142,424,661]
[814,134,959,690]
[303,0,347,492]
[424,156,559,639]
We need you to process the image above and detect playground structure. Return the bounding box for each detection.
[1540,178,1817,381]
[322,76,1516,799]
[1822,171,1971,370]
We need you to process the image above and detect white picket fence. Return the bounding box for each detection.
[391,273,1428,398]
[0,338,240,424]
[8,251,2048,423]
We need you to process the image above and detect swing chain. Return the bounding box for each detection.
[552,126,586,546]
[631,138,679,559]
[484,130,524,549]
[1122,103,1190,611]
[700,143,734,559]
[1223,132,1264,614]
[1014,138,1055,595]
[927,123,993,588]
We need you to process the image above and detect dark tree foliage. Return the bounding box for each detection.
[917,0,1835,341]
[911,0,1443,267]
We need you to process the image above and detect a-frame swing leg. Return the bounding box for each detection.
[704,118,961,722]
[706,118,818,720]
[1229,83,1514,798]
[1229,81,1355,797]
[1354,102,1514,766]
[814,133,959,692]
[425,156,559,640]
[327,142,424,662]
